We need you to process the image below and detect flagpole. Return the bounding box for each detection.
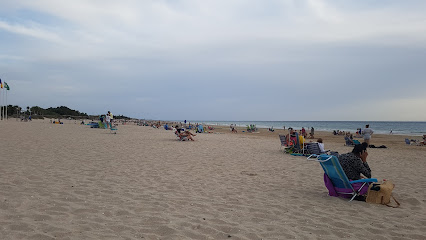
[0,86,2,121]
[3,87,5,120]
[2,87,4,121]
[5,88,8,120]
[4,85,6,120]
[3,86,6,120]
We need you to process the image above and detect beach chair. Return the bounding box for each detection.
[306,142,330,159]
[246,124,257,133]
[89,122,99,128]
[110,126,118,134]
[196,125,204,133]
[285,133,304,154]
[279,135,288,151]
[405,138,421,146]
[292,132,303,153]
[174,131,188,141]
[344,136,354,146]
[314,155,377,201]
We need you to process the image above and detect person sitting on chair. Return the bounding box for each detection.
[317,138,327,153]
[338,142,371,180]
[231,126,237,133]
[175,125,196,141]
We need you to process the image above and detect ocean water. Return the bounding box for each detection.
[193,121,426,136]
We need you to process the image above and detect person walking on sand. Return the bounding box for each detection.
[105,112,111,129]
[108,111,113,125]
[362,124,374,145]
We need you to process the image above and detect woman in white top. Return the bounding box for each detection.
[317,138,326,153]
[105,114,111,129]
[362,124,374,145]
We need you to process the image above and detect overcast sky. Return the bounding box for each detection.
[1,0,426,121]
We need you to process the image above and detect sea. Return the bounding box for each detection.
[187,121,426,136]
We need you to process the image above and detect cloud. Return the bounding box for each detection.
[1,0,426,120]
[0,20,63,43]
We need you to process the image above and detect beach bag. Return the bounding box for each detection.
[366,180,400,208]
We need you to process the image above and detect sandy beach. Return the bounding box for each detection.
[1,120,425,240]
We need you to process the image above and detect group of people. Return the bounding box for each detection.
[50,119,63,124]
[333,130,348,136]
[99,111,114,129]
[413,135,426,145]
[293,127,315,139]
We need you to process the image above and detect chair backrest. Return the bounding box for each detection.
[306,142,321,154]
[279,135,287,146]
[175,131,187,141]
[352,139,361,145]
[318,155,353,190]
[293,132,300,149]
[344,136,352,145]
[198,125,204,133]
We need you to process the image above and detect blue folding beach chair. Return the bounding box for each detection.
[315,155,377,201]
[109,123,117,134]
[197,125,204,133]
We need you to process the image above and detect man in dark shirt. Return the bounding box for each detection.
[338,142,371,180]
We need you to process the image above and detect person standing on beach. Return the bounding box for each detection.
[108,111,113,125]
[105,112,111,129]
[362,124,374,145]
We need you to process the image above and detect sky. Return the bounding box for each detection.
[1,0,426,121]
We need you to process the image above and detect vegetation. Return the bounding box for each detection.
[5,105,131,119]
[6,105,87,118]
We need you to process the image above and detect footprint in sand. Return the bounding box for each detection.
[240,171,257,176]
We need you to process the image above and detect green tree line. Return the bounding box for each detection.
[4,105,131,119]
[5,105,88,117]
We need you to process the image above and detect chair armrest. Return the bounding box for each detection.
[349,178,378,184]
[308,154,331,162]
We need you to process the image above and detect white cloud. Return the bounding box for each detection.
[3,0,426,61]
[1,0,426,120]
[0,20,63,43]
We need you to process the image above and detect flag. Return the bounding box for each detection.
[4,82,10,90]
[0,78,2,88]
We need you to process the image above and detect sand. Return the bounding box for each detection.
[0,119,425,240]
